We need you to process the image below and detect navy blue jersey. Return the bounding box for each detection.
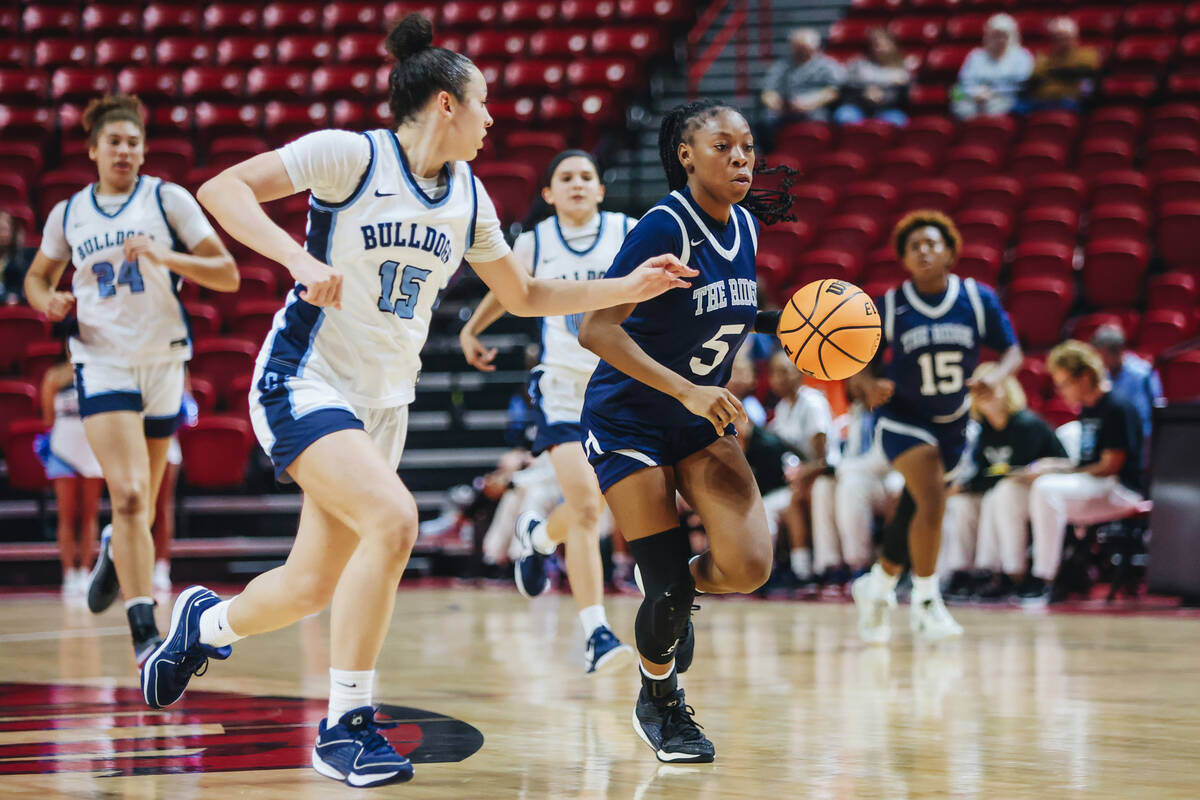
[880,275,1017,422]
[584,187,760,426]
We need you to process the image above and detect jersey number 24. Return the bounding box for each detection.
[92,260,144,298]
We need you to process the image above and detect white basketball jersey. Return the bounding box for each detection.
[260,129,479,408]
[62,176,191,366]
[531,211,631,376]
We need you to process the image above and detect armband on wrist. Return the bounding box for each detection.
[754,310,781,335]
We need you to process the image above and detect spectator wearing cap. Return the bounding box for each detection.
[1021,17,1100,112]
[951,13,1034,119]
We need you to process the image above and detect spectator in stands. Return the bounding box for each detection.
[1021,341,1146,603]
[759,28,846,147]
[834,28,911,128]
[951,13,1034,119]
[728,344,767,427]
[940,363,1069,601]
[767,351,835,583]
[0,210,31,304]
[1021,17,1100,113]
[1090,324,1162,465]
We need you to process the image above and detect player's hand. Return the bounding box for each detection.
[621,254,698,302]
[967,372,1003,396]
[459,329,497,372]
[682,385,746,435]
[43,290,76,321]
[123,234,169,264]
[861,377,895,410]
[285,251,343,308]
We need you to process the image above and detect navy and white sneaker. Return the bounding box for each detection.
[312,706,414,787]
[141,586,231,709]
[633,687,715,763]
[514,511,550,598]
[585,625,634,674]
[86,525,120,614]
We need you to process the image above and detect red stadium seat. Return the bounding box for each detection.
[619,0,689,21]
[776,122,833,156]
[955,244,1002,285]
[142,138,193,180]
[263,102,327,146]
[0,379,39,425]
[592,26,662,58]
[1110,35,1176,75]
[50,69,112,105]
[1123,4,1184,35]
[485,97,538,127]
[943,145,1001,185]
[0,175,27,208]
[806,152,869,188]
[1157,201,1200,270]
[1166,74,1200,100]
[116,67,180,104]
[156,36,214,67]
[194,103,264,146]
[441,1,502,28]
[0,71,47,106]
[1082,239,1150,308]
[900,177,961,214]
[501,0,558,26]
[190,338,257,406]
[1090,169,1150,208]
[1146,136,1200,175]
[202,3,262,35]
[19,340,63,389]
[793,249,861,287]
[1069,311,1138,345]
[897,115,957,157]
[906,84,949,115]
[1010,142,1067,178]
[503,60,566,92]
[1146,271,1200,312]
[311,66,374,101]
[336,33,387,64]
[828,19,874,50]
[179,67,244,102]
[838,120,897,160]
[863,247,906,283]
[962,175,1023,213]
[1155,167,1200,206]
[1137,310,1193,356]
[1010,241,1073,282]
[0,41,30,69]
[1023,110,1080,150]
[814,214,880,260]
[1023,172,1086,213]
[875,148,935,185]
[788,185,838,227]
[1150,104,1200,139]
[1101,75,1158,103]
[887,16,943,47]
[143,4,199,35]
[1087,204,1150,243]
[504,131,566,177]
[81,3,135,35]
[245,66,310,102]
[0,308,50,373]
[1075,7,1121,38]
[383,2,440,24]
[1017,356,1051,405]
[839,180,898,220]
[1018,206,1079,247]
[262,2,322,33]
[322,2,381,34]
[213,36,272,68]
[473,162,538,225]
[1040,397,1078,429]
[1161,349,1200,402]
[5,419,49,492]
[466,31,527,59]
[1179,32,1200,72]
[1077,138,1134,178]
[850,0,903,16]
[0,143,42,185]
[184,302,221,339]
[188,376,216,415]
[957,208,1012,252]
[1086,106,1143,146]
[227,300,281,343]
[179,416,256,488]
[21,5,79,37]
[34,39,90,70]
[277,35,335,66]
[960,114,1017,153]
[566,58,638,90]
[1006,277,1075,349]
[95,37,153,68]
[945,13,989,43]
[758,220,814,264]
[923,45,972,82]
[37,169,93,222]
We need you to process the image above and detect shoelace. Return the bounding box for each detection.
[661,700,707,745]
[354,717,400,759]
[178,651,210,681]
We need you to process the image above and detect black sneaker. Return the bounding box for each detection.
[943,570,976,602]
[632,687,714,763]
[976,573,1016,602]
[87,525,120,614]
[1016,575,1049,606]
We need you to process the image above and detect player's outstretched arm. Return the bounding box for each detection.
[470,252,697,318]
[458,291,507,372]
[197,152,343,308]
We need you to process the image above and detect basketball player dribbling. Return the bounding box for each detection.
[459,149,636,674]
[136,15,693,788]
[578,99,797,763]
[848,211,1022,644]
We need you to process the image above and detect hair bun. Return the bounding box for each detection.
[385,14,434,60]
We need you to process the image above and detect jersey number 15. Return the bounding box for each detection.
[917,351,964,396]
[377,261,432,320]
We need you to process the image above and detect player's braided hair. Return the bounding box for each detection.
[82,94,144,145]
[657,100,798,225]
[384,14,475,125]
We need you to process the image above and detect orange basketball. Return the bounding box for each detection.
[778,279,881,381]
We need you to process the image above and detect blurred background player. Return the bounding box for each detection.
[23,94,238,666]
[459,149,635,674]
[848,210,1021,643]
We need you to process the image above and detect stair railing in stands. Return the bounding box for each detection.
[687,0,750,100]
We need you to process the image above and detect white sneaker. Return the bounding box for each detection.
[851,573,896,645]
[910,594,964,642]
[153,561,172,593]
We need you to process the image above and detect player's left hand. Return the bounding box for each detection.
[123,234,169,264]
[621,254,698,302]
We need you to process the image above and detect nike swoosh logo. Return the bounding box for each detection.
[374,189,397,197]
[336,681,358,688]
[690,238,705,247]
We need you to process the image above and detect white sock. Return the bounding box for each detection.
[530,519,557,555]
[329,668,375,723]
[640,662,674,681]
[911,574,940,604]
[871,563,900,594]
[790,548,812,578]
[688,554,705,594]
[124,596,154,609]
[579,604,608,636]
[198,599,244,648]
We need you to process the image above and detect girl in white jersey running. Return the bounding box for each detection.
[460,150,636,674]
[139,15,692,789]
[24,95,238,666]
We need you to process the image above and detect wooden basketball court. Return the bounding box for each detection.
[0,586,1197,798]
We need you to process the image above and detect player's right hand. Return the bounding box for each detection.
[862,377,895,410]
[622,254,698,302]
[459,329,497,372]
[682,385,747,435]
[43,291,76,321]
[286,252,342,308]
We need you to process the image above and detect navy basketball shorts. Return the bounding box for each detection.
[580,406,733,493]
[875,408,969,472]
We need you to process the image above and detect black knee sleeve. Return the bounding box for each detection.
[627,527,695,666]
[881,489,915,568]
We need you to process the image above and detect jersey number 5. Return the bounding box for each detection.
[92,260,144,299]
[377,262,432,320]
[917,351,964,396]
[690,324,746,376]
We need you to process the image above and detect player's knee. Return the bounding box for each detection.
[724,547,773,593]
[109,482,148,519]
[362,496,419,564]
[569,496,603,533]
